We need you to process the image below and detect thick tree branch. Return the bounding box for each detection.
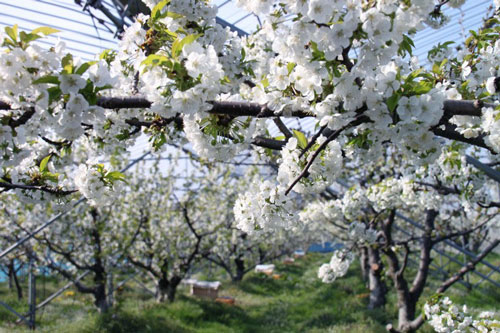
[252,136,286,150]
[0,181,77,195]
[396,243,410,278]
[432,124,494,153]
[273,117,293,140]
[410,210,438,300]
[415,181,460,195]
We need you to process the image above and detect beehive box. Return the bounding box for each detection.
[255,264,275,276]
[190,281,221,299]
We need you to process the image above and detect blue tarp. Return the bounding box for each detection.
[307,242,343,253]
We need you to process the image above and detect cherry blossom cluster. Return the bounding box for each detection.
[234,178,299,233]
[424,296,500,332]
[317,249,354,283]
[277,136,342,194]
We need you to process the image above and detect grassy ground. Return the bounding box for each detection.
[0,253,499,333]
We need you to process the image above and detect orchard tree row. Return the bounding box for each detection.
[0,158,312,311]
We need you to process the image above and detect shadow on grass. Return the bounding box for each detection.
[90,306,189,333]
[180,296,263,332]
[238,275,291,296]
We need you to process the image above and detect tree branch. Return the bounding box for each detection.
[410,209,438,299]
[432,217,494,245]
[0,181,77,196]
[273,117,293,140]
[432,124,494,153]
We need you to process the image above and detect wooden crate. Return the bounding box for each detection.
[190,281,221,299]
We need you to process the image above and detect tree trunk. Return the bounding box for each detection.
[7,261,13,290]
[368,247,386,309]
[93,281,111,313]
[8,260,23,300]
[385,209,438,333]
[156,276,182,302]
[396,299,417,332]
[233,258,245,282]
[167,276,182,302]
[156,278,168,303]
[359,247,369,284]
[93,267,110,313]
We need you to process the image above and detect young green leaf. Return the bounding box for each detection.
[105,171,127,182]
[151,0,171,22]
[33,75,60,85]
[5,25,18,43]
[31,26,60,36]
[61,54,74,74]
[293,130,308,149]
[39,154,52,172]
[171,34,202,58]
[386,93,400,113]
[75,61,97,76]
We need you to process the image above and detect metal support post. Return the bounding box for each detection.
[28,257,36,330]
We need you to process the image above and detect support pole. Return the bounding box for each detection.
[28,257,36,330]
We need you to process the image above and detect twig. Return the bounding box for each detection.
[299,124,327,159]
[284,116,368,195]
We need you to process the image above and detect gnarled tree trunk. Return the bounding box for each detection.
[359,247,369,284]
[233,257,245,282]
[368,246,386,309]
[156,276,182,302]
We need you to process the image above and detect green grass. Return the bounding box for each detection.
[0,253,498,333]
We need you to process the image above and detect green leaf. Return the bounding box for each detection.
[162,11,184,19]
[413,81,433,95]
[293,130,308,149]
[141,54,172,68]
[61,54,74,74]
[261,77,269,88]
[43,172,60,183]
[99,49,117,64]
[287,62,296,75]
[19,32,41,44]
[75,61,96,76]
[47,86,62,105]
[275,135,286,141]
[39,154,52,172]
[171,33,202,59]
[386,93,400,113]
[151,0,171,22]
[33,75,60,85]
[95,84,113,93]
[5,25,18,43]
[105,171,126,182]
[31,27,60,36]
[164,29,178,38]
[115,130,131,141]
